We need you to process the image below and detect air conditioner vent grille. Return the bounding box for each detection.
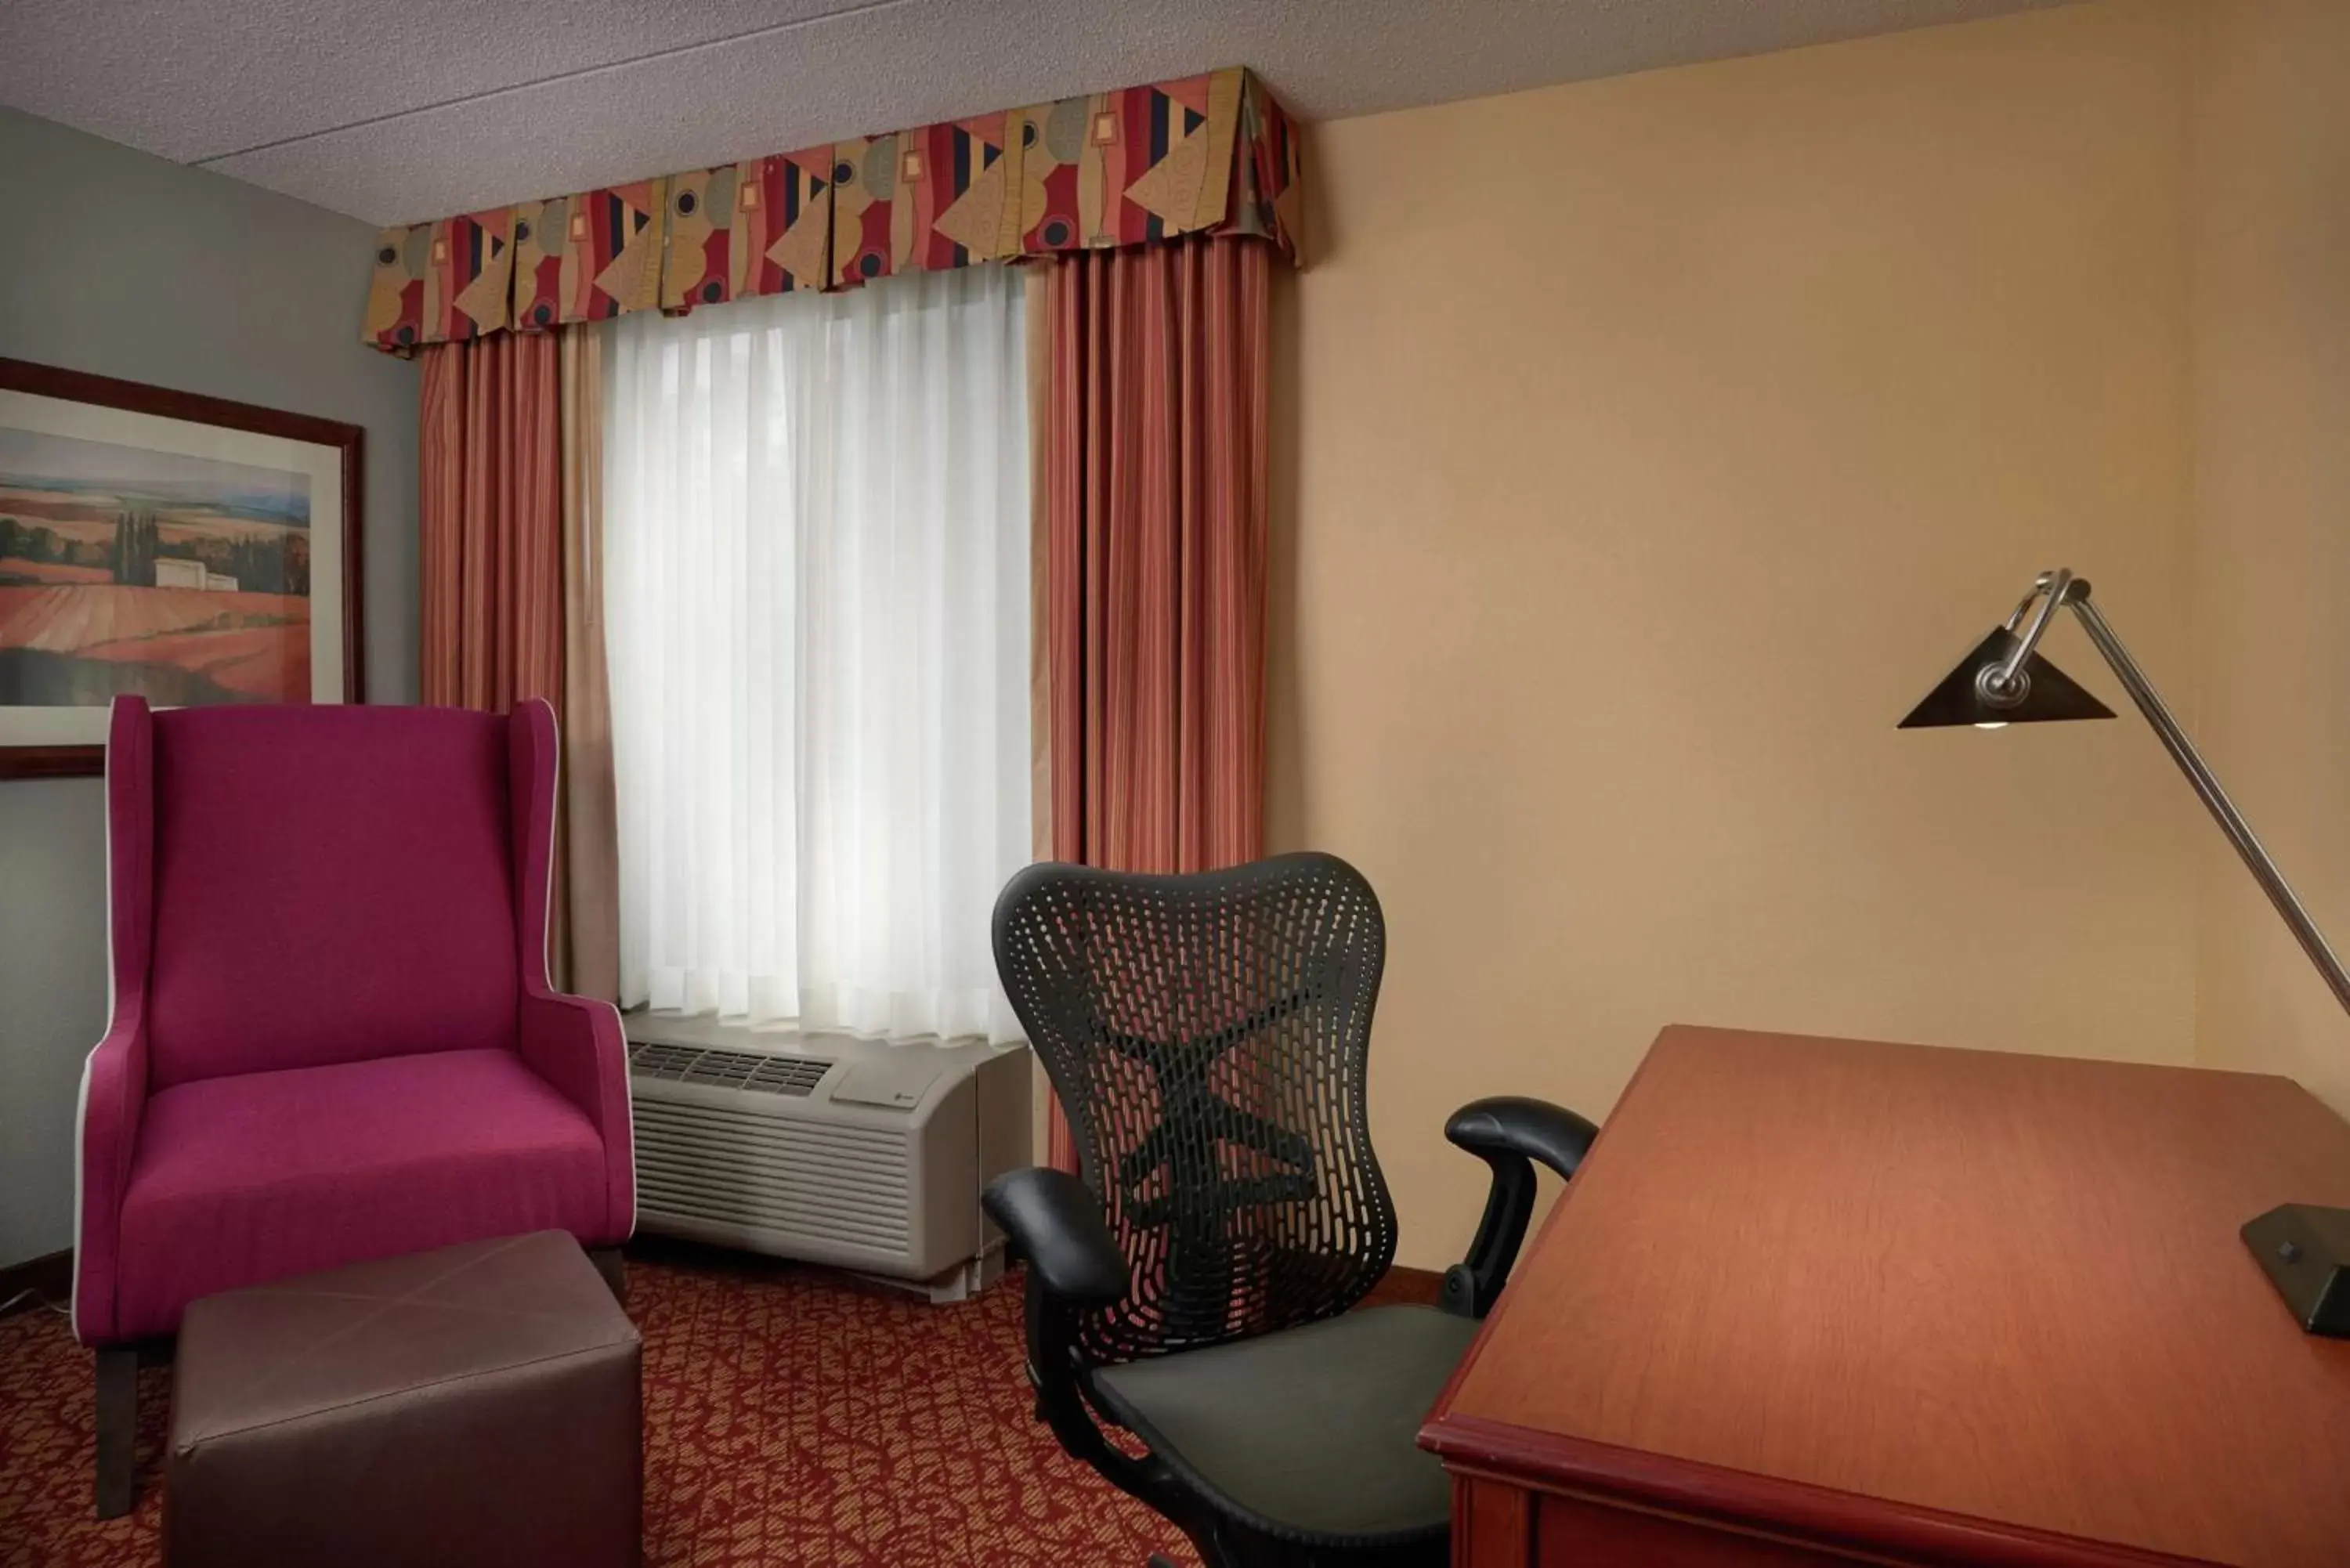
[627,1041,832,1097]
[631,1100,913,1255]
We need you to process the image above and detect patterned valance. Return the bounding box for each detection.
[363,67,1300,352]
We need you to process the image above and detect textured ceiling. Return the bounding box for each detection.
[0,0,2068,226]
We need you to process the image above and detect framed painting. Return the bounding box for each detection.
[0,357,363,779]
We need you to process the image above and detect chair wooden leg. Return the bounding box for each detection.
[588,1245,626,1306]
[95,1346,137,1519]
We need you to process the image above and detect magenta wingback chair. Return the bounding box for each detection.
[75,695,634,1512]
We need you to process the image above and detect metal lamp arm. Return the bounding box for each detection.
[2051,578,2350,1019]
[1990,569,2074,693]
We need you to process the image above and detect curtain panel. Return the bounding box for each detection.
[1032,234,1273,1169]
[603,266,1032,1040]
[418,325,622,997]
[419,334,562,710]
[364,67,1300,352]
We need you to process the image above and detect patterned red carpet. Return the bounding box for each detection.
[0,1246,1198,1566]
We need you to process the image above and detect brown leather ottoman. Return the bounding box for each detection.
[165,1230,641,1568]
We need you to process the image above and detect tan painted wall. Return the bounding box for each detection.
[2187,1,2350,1107]
[1270,3,2206,1269]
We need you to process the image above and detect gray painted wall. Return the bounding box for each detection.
[0,107,419,1267]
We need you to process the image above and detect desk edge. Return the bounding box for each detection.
[1416,1414,2222,1568]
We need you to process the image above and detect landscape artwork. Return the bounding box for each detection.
[0,427,313,708]
[0,358,361,778]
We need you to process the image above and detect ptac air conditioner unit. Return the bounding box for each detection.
[622,1012,1032,1302]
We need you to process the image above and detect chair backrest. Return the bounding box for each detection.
[992,852,1398,1364]
[135,702,525,1089]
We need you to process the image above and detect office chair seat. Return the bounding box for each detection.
[1088,1305,1478,1550]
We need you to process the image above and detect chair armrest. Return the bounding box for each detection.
[75,1006,150,1346]
[985,1168,1167,1491]
[1442,1096,1600,1320]
[1450,1096,1599,1183]
[983,1167,1129,1305]
[516,989,635,1242]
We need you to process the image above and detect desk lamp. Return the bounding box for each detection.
[1901,568,2350,1336]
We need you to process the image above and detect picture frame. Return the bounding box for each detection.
[0,356,364,779]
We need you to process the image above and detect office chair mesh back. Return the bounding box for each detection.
[993,853,1400,1365]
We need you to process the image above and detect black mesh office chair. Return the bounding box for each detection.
[983,853,1597,1568]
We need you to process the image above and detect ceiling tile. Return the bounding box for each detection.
[0,0,884,162]
[2,0,2066,226]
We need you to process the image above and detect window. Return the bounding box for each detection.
[604,266,1029,1040]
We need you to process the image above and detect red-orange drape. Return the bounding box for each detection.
[1037,235,1274,1171]
[418,333,563,710]
[418,330,624,999]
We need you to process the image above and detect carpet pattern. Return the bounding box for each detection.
[0,1249,1199,1566]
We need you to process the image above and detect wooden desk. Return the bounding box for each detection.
[1420,1026,2350,1567]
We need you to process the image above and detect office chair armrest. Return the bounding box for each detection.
[1441,1096,1600,1320]
[985,1168,1175,1494]
[1451,1096,1599,1182]
[984,1167,1129,1305]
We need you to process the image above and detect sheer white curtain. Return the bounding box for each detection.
[605,266,1029,1041]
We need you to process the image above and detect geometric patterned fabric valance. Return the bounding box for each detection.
[363,66,1301,352]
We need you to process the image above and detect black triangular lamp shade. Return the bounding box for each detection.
[1898,627,2117,728]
